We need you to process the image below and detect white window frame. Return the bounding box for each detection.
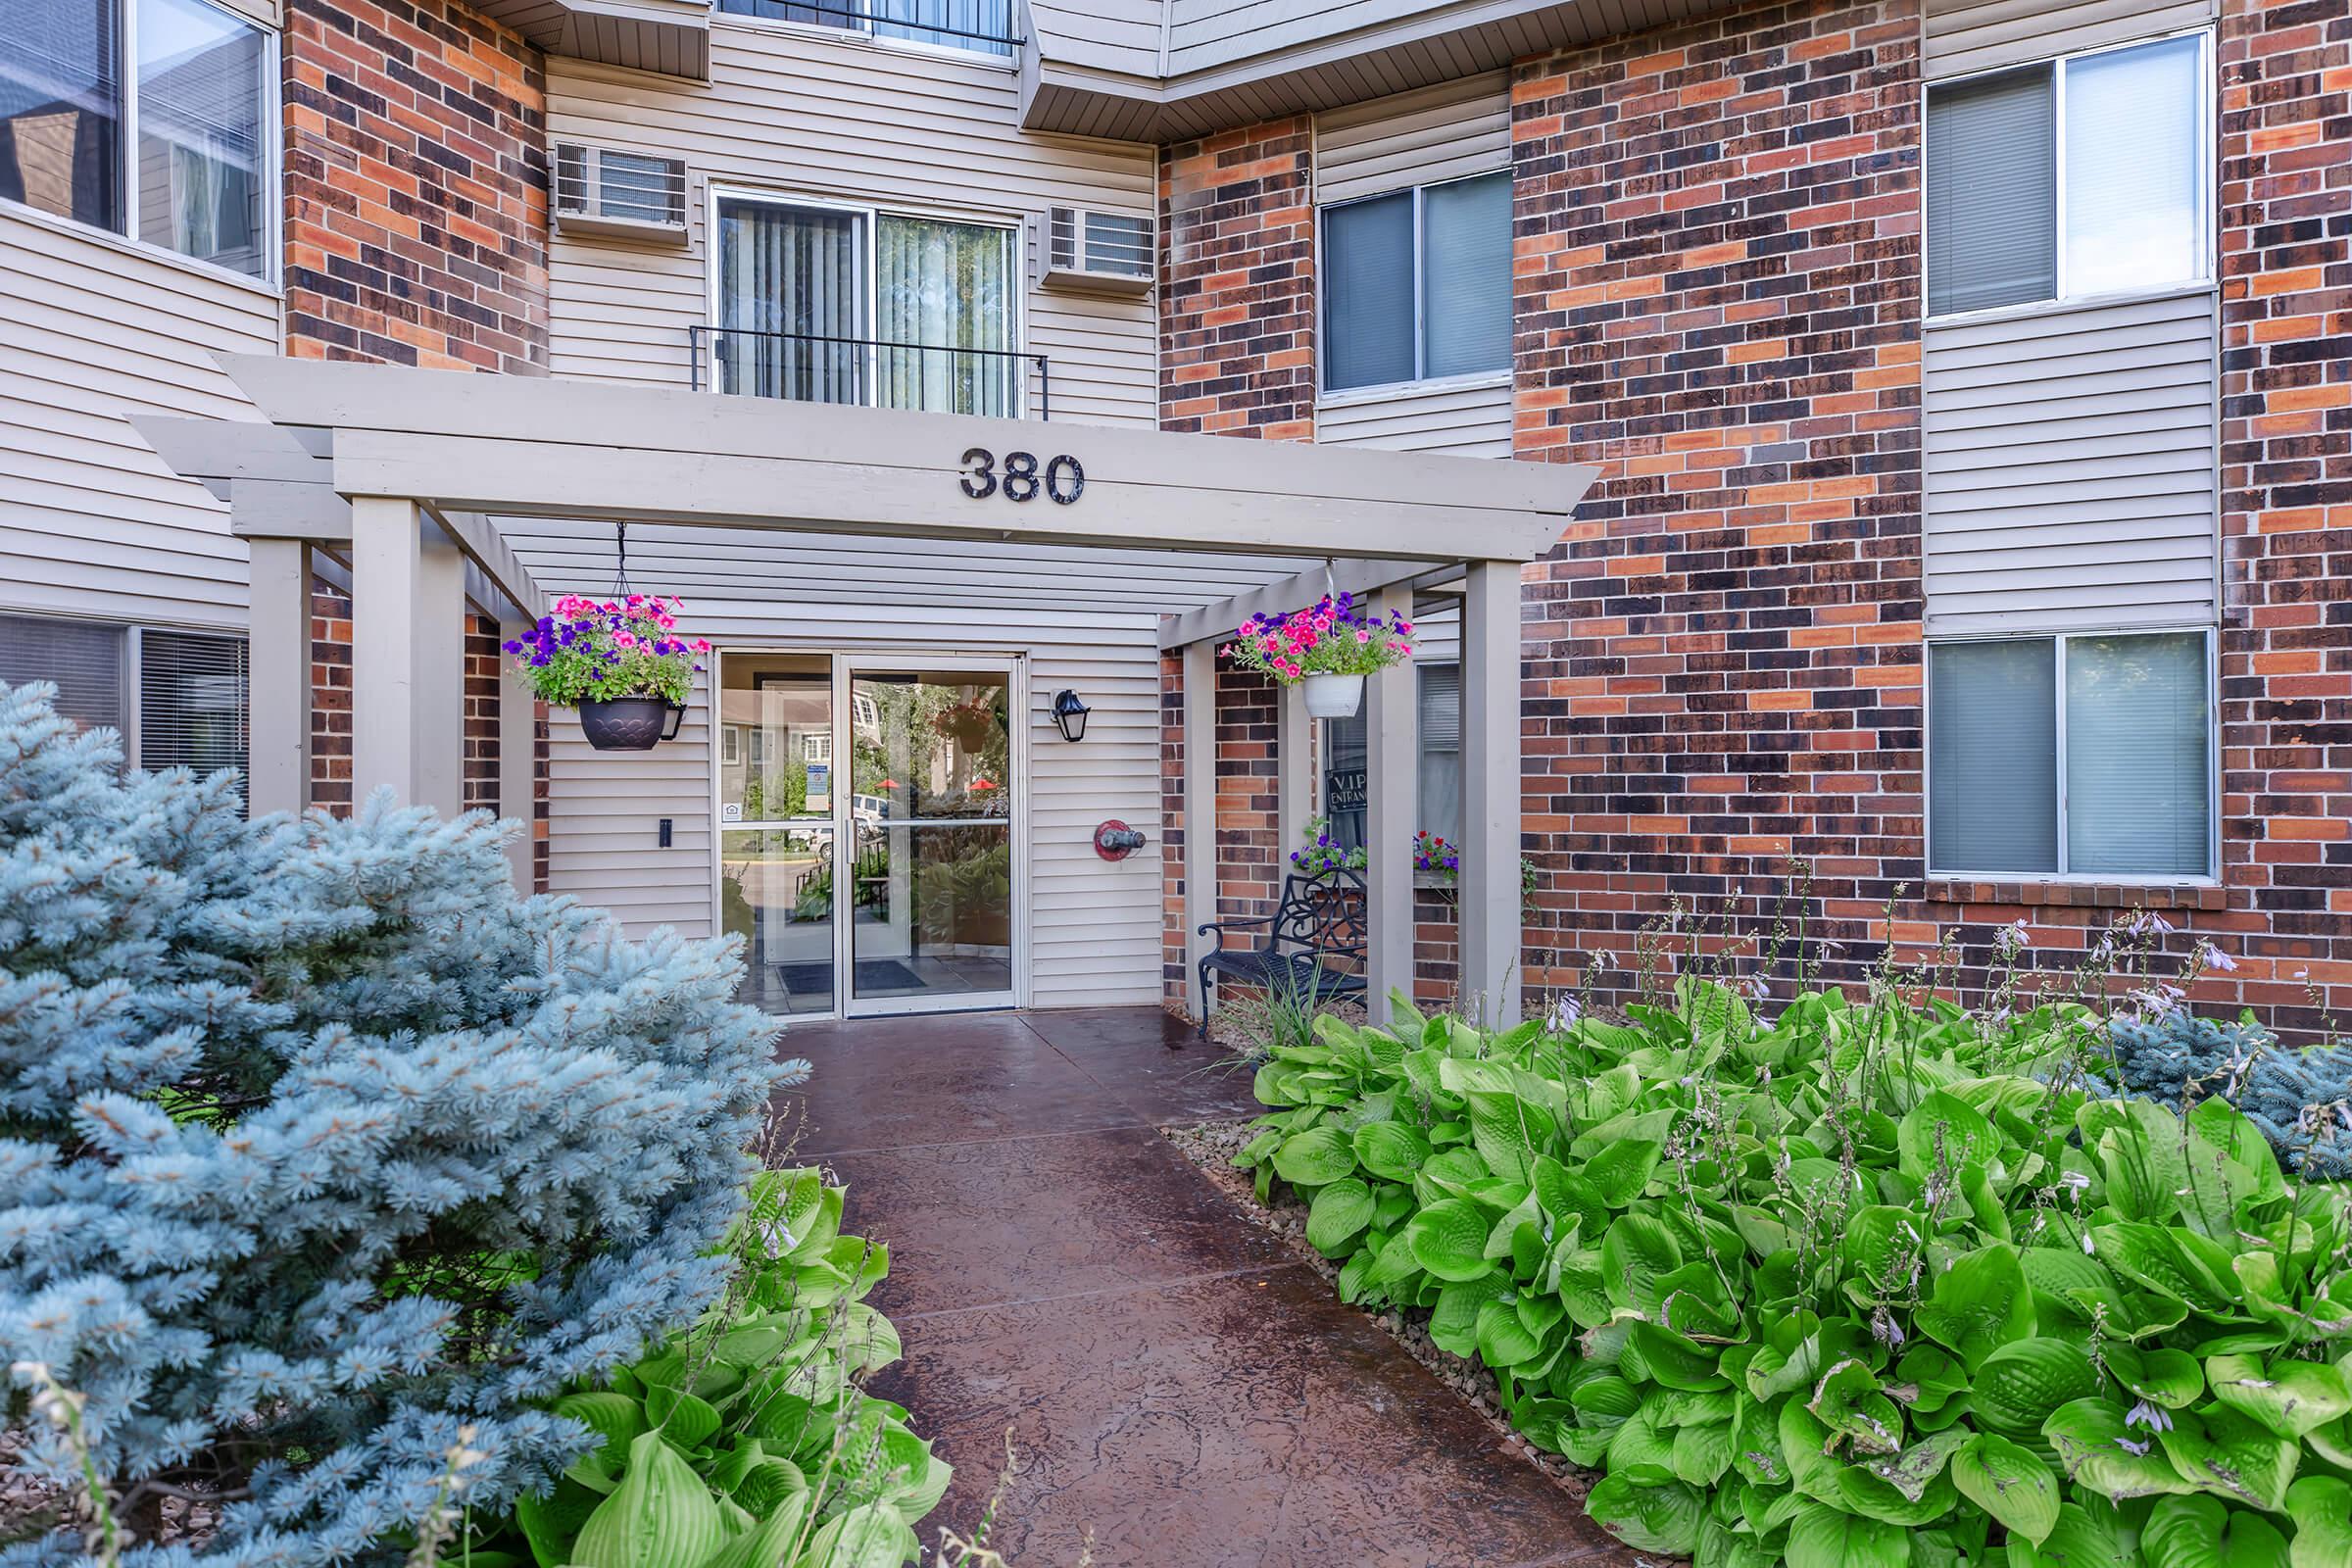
[1923,25,2214,327]
[704,185,1027,417]
[707,0,1017,68]
[1924,625,2220,885]
[1,0,284,287]
[1314,169,1513,400]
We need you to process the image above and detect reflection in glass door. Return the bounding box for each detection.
[843,662,1015,1013]
[716,654,838,1014]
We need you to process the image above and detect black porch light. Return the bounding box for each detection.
[1051,688,1091,743]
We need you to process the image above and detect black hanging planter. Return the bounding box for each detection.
[578,697,685,753]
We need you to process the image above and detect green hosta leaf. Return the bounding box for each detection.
[1808,1357,1904,1456]
[2140,1494,2291,1568]
[1607,1404,1675,1475]
[1474,1298,1542,1367]
[2093,1222,2244,1321]
[1915,1243,2034,1371]
[646,1385,722,1451]
[1583,1138,1663,1207]
[2011,1501,2136,1568]
[1952,1433,2062,1547]
[1599,1211,1683,1313]
[1671,1419,1736,1487]
[2094,1100,2194,1226]
[1364,1225,1425,1289]
[797,1501,915,1568]
[2206,1352,2352,1440]
[1352,1120,1430,1181]
[1428,1272,1511,1359]
[1623,1321,1724,1392]
[1784,1501,1909,1568]
[1895,1344,1969,1416]
[516,1479,605,1567]
[1303,1178,1376,1255]
[1405,1199,1496,1283]
[1974,1340,2101,1438]
[1851,1426,1972,1504]
[1843,1206,1925,1294]
[1836,1456,1958,1527]
[1899,1091,2004,1182]
[1272,1126,1357,1187]
[1414,1146,1491,1204]
[2285,1476,2352,1568]
[2023,1242,2114,1328]
[570,1431,729,1568]
[2157,1403,2300,1513]
[1731,1396,1788,1489]
[1585,1474,1703,1556]
[1464,1090,1554,1185]
[694,1491,811,1568]
[2045,1396,2199,1502]
[1570,1374,1642,1420]
[2107,1344,2205,1409]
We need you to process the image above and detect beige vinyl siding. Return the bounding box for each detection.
[1924,0,2215,78]
[538,596,1169,1007]
[1312,72,1509,205]
[1922,288,2218,635]
[544,23,1160,427]
[0,207,275,629]
[1310,74,1511,459]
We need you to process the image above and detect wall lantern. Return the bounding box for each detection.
[1051,688,1091,743]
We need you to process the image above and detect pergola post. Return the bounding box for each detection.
[1277,679,1310,864]
[245,537,312,817]
[1460,561,1524,1026]
[1364,584,1417,1021]
[1182,640,1217,1018]
[498,615,539,891]
[351,496,465,815]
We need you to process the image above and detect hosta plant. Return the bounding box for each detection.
[451,1167,951,1568]
[1237,983,2352,1568]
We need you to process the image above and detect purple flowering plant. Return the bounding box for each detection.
[504,592,709,708]
[1290,816,1366,879]
[1413,830,1461,878]
[1225,592,1414,682]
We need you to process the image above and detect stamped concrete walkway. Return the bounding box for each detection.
[785,1005,1632,1567]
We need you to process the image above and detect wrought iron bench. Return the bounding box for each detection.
[1196,867,1368,1037]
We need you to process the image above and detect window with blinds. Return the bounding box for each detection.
[0,613,125,732]
[1926,31,2207,318]
[1321,172,1510,393]
[138,630,249,777]
[1418,663,1462,846]
[1929,630,2211,879]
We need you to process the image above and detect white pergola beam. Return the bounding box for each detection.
[1459,561,1524,1027]
[499,614,539,890]
[351,497,466,817]
[246,538,312,817]
[1363,583,1417,1021]
[1277,679,1310,869]
[1156,557,1437,650]
[1182,640,1217,1020]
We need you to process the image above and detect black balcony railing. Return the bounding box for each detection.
[712,0,1021,54]
[689,326,1050,420]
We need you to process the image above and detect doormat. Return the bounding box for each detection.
[773,959,922,997]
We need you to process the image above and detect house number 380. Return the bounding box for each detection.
[959,448,1084,506]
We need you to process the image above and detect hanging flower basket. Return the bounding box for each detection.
[1223,592,1413,711]
[505,592,709,753]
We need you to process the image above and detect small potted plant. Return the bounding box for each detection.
[1224,591,1413,718]
[1413,829,1460,881]
[1290,816,1367,881]
[505,593,710,752]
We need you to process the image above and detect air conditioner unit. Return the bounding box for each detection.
[1043,206,1153,294]
[553,143,688,242]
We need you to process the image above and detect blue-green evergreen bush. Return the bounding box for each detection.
[2107,1010,2352,1179]
[0,681,795,1566]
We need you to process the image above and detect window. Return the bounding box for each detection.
[711,193,1018,415]
[712,0,1013,57]
[1321,171,1510,393]
[1926,31,2206,317]
[1315,662,1463,859]
[0,614,249,780]
[1,0,272,277]
[1929,630,2212,879]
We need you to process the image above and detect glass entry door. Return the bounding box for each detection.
[841,662,1015,1014]
[716,651,1016,1017]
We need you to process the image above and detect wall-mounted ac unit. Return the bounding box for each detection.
[1043,206,1152,294]
[554,143,688,242]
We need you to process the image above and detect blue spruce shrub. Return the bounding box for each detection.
[2108,1007,2352,1180]
[0,681,800,1565]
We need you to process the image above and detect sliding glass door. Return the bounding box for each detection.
[716,651,1017,1017]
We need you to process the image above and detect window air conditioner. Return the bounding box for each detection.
[1043,206,1153,294]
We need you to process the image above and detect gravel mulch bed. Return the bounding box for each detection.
[1163,1116,1605,1513]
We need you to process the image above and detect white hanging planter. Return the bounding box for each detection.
[1302,672,1364,719]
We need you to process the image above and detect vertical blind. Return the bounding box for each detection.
[0,612,124,733]
[1322,172,1511,392]
[138,629,248,777]
[1929,638,2058,873]
[1417,662,1462,847]
[2065,632,2209,877]
[874,215,1013,416]
[1926,65,2055,316]
[716,199,866,403]
[1322,191,1416,390]
[2064,35,2202,299]
[1420,175,1510,380]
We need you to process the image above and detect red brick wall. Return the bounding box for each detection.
[464,610,500,813]
[2213,0,2352,1031]
[1512,0,1928,1009]
[311,578,354,815]
[282,0,549,371]
[1160,118,1317,438]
